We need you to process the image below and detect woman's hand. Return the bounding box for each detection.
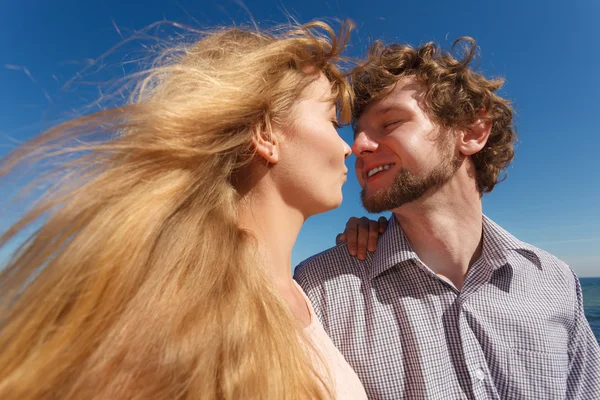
[336,216,388,260]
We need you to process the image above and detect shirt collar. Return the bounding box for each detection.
[370,216,419,279]
[369,214,543,280]
[480,215,543,270]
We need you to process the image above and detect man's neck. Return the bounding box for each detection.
[392,174,484,290]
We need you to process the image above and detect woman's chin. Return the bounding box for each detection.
[301,192,344,217]
[323,194,344,212]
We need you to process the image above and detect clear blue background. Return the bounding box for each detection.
[1,0,599,276]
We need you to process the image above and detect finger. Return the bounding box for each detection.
[345,217,359,256]
[378,216,388,233]
[336,233,346,245]
[356,217,370,260]
[367,219,379,252]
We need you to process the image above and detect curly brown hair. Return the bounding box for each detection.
[351,37,517,194]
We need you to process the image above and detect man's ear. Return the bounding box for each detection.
[251,127,279,164]
[458,110,492,156]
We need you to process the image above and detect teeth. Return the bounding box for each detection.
[367,164,394,178]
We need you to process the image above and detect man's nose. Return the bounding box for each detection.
[352,130,378,157]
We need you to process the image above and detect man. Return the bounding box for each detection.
[294,37,600,399]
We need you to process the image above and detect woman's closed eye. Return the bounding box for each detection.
[331,120,341,129]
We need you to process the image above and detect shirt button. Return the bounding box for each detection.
[474,368,485,382]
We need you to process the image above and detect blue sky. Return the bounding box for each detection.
[1,0,599,276]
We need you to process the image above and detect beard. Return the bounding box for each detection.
[361,151,463,214]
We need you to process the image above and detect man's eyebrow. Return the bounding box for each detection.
[374,104,411,116]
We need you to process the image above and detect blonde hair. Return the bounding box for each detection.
[0,20,353,399]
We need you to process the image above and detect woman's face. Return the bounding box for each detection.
[275,73,351,218]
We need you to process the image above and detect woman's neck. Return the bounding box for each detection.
[237,185,313,326]
[237,186,305,290]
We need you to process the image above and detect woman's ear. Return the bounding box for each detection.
[458,110,492,156]
[251,127,279,164]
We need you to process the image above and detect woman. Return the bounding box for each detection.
[0,21,367,399]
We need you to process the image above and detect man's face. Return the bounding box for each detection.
[352,77,462,213]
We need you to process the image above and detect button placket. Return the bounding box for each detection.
[457,301,501,399]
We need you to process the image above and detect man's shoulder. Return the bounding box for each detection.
[515,240,578,285]
[294,242,369,288]
[485,216,575,281]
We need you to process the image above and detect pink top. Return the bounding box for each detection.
[295,283,368,400]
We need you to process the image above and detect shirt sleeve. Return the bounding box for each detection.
[293,265,310,296]
[294,263,328,330]
[566,270,600,398]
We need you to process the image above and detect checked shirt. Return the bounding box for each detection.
[294,216,600,399]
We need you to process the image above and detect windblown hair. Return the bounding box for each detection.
[351,37,516,193]
[0,21,353,400]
